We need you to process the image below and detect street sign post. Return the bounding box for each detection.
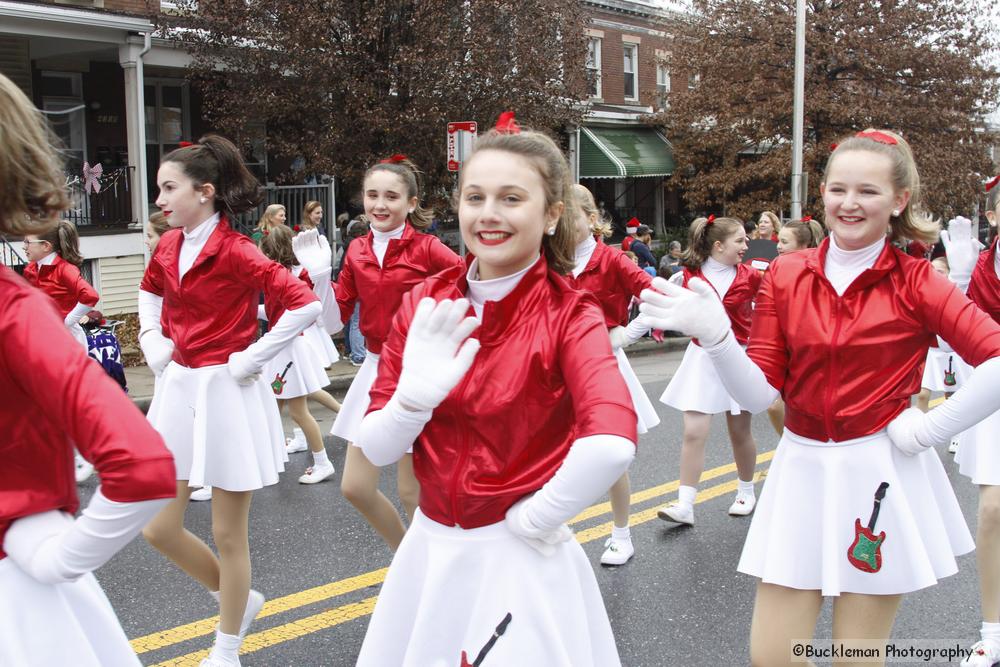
[447,121,478,172]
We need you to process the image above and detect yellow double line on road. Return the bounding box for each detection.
[140,451,776,666]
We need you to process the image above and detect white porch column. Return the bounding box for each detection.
[119,33,150,263]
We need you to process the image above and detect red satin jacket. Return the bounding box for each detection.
[565,241,652,328]
[265,267,314,327]
[967,240,1000,325]
[23,254,99,319]
[367,256,638,529]
[140,217,317,368]
[683,263,762,345]
[749,238,1000,443]
[334,224,461,355]
[0,267,176,559]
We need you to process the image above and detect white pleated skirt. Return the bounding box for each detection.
[956,406,1000,486]
[263,336,329,400]
[615,347,659,435]
[660,342,744,415]
[147,361,287,491]
[0,558,140,667]
[302,323,339,368]
[738,429,974,596]
[357,510,621,667]
[331,352,380,443]
[921,348,971,393]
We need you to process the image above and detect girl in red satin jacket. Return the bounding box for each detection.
[23,219,99,350]
[564,183,658,567]
[353,116,637,666]
[657,215,762,526]
[299,156,462,552]
[0,71,176,667]
[137,135,320,667]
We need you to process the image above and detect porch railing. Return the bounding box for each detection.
[0,237,28,273]
[63,166,135,230]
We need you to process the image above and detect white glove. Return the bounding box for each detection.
[64,302,91,328]
[292,229,333,276]
[609,315,652,351]
[504,497,574,557]
[139,330,174,377]
[639,276,730,345]
[395,298,481,412]
[887,407,931,456]
[227,349,263,386]
[941,216,982,291]
[3,490,170,584]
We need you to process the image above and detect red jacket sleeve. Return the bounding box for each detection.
[2,284,176,503]
[59,262,99,307]
[746,268,789,392]
[916,262,1000,367]
[558,295,638,443]
[228,238,317,312]
[139,249,166,297]
[334,249,360,325]
[427,237,463,274]
[614,251,653,299]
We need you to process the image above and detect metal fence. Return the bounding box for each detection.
[63,167,135,229]
[231,181,338,248]
[0,237,27,271]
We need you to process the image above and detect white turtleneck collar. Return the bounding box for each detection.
[372,222,407,267]
[37,251,57,266]
[572,235,598,278]
[465,255,538,319]
[179,212,220,280]
[701,256,737,297]
[994,237,1000,280]
[825,234,885,296]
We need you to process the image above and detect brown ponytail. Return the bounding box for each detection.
[680,216,744,270]
[39,220,84,268]
[162,134,263,216]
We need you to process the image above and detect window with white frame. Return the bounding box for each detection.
[688,72,701,89]
[656,64,670,109]
[623,43,638,101]
[586,37,602,99]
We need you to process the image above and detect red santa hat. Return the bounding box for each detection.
[626,217,640,234]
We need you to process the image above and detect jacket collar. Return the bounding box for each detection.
[456,253,553,345]
[356,222,416,266]
[805,236,898,295]
[36,253,63,273]
[160,213,236,278]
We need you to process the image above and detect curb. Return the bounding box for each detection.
[130,336,691,414]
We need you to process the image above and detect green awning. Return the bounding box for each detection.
[579,126,675,179]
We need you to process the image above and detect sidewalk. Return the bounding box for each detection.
[125,336,691,413]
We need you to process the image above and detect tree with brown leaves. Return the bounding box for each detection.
[160,0,589,207]
[654,0,997,221]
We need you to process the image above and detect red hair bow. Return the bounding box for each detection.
[293,225,301,232]
[986,175,1000,193]
[855,130,898,146]
[178,141,194,148]
[495,111,521,135]
[829,143,838,151]
[379,153,408,164]
[802,214,812,222]
[706,214,715,225]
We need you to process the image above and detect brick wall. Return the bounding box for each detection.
[584,3,679,110]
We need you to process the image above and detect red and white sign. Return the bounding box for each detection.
[447,121,478,172]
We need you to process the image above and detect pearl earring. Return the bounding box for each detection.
[200,197,207,204]
[891,209,900,217]
[546,227,556,236]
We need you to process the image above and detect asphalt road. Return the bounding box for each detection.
[82,348,985,666]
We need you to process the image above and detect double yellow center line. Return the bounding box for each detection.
[135,450,775,666]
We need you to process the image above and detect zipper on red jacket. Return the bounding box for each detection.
[823,298,843,440]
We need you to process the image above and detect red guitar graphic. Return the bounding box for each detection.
[270,361,293,395]
[943,357,956,387]
[460,613,512,666]
[847,482,889,573]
